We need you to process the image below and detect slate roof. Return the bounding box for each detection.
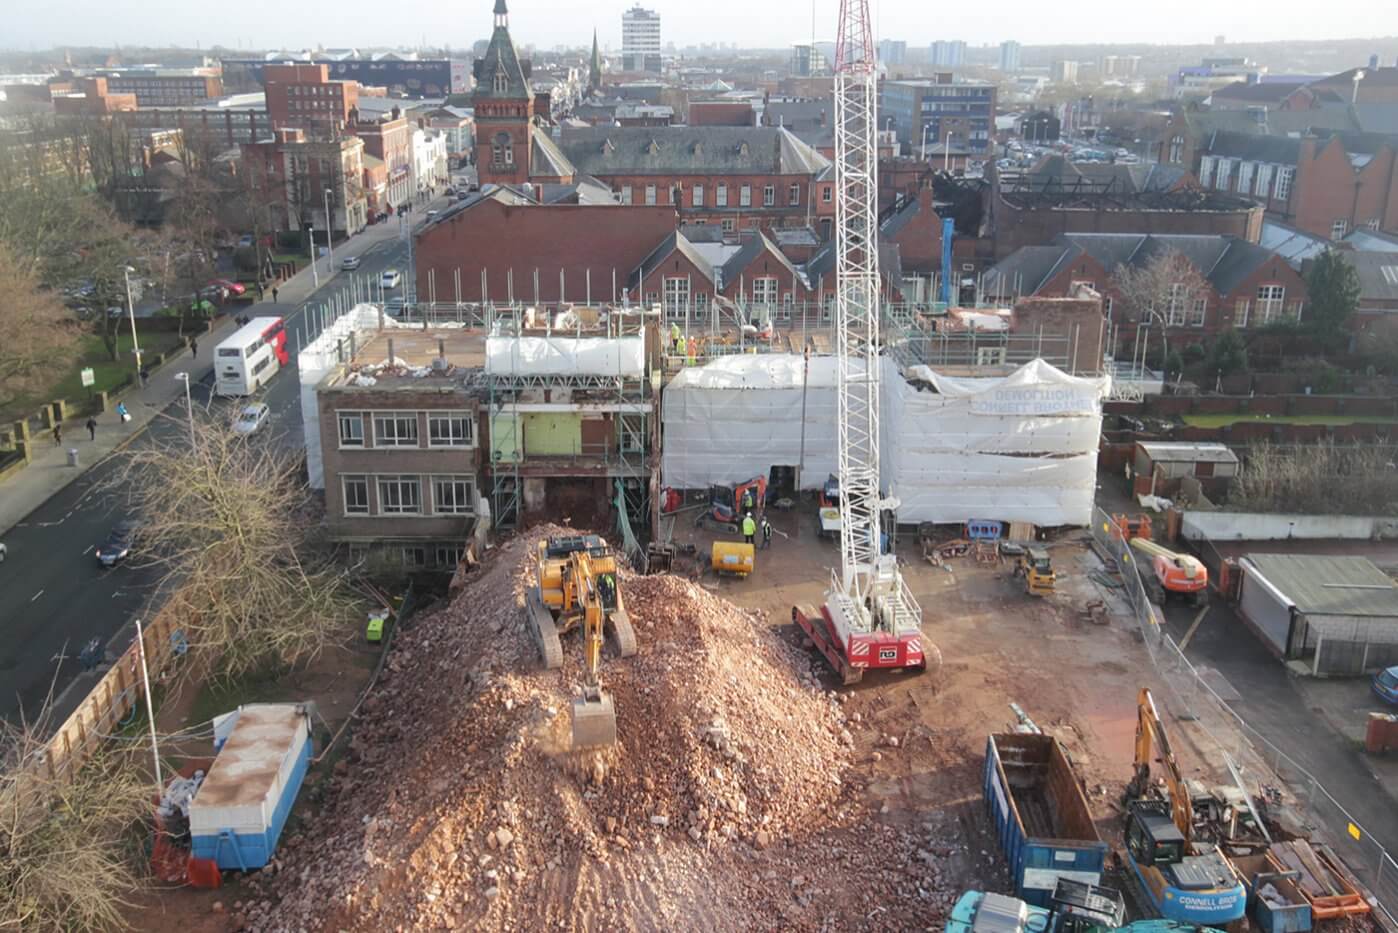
[530,131,576,178]
[556,126,830,177]
[631,232,717,288]
[1018,154,1190,194]
[1182,107,1360,139]
[1202,130,1302,163]
[718,230,804,289]
[981,245,1076,295]
[1345,251,1398,303]
[1210,81,1308,104]
[763,98,832,130]
[1243,553,1398,619]
[1354,104,1398,136]
[472,9,531,101]
[1345,228,1398,252]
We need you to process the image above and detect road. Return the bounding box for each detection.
[0,212,422,723]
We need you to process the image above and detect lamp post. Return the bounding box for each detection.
[174,372,195,446]
[944,132,953,173]
[323,187,335,273]
[123,265,142,375]
[920,123,933,160]
[307,224,319,289]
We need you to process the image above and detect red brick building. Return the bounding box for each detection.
[1190,130,1398,240]
[51,77,137,115]
[689,101,756,126]
[353,113,413,210]
[264,63,359,135]
[983,232,1307,353]
[472,0,535,187]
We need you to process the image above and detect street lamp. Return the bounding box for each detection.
[123,265,142,375]
[322,188,335,273]
[920,123,933,160]
[174,372,195,446]
[944,131,953,173]
[306,223,319,289]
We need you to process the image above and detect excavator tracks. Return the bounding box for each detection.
[608,610,639,658]
[526,586,564,670]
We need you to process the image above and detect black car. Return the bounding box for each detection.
[96,520,140,567]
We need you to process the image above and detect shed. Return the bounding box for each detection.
[1238,553,1398,676]
[189,704,313,870]
[1131,441,1239,499]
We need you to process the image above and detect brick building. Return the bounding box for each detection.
[241,128,369,236]
[354,113,414,209]
[689,101,756,126]
[1191,130,1398,240]
[983,232,1307,352]
[472,0,536,187]
[86,67,224,107]
[264,63,359,135]
[50,77,137,115]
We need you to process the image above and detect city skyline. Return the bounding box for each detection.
[4,0,1391,54]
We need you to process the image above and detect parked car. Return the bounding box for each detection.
[199,284,228,303]
[426,209,440,219]
[237,234,255,248]
[96,520,140,567]
[384,297,407,317]
[209,278,246,296]
[341,256,362,271]
[1374,666,1398,705]
[231,402,271,436]
[380,269,402,289]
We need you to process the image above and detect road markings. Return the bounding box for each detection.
[83,544,94,555]
[30,590,43,602]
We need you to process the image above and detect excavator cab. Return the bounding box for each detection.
[1126,800,1188,868]
[696,476,768,534]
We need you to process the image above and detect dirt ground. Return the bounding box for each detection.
[130,501,1263,932]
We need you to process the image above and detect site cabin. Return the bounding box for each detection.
[984,732,1108,908]
[189,703,313,870]
[214,316,290,397]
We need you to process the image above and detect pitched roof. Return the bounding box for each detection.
[1242,553,1398,618]
[530,130,576,178]
[718,230,802,289]
[472,12,530,100]
[631,231,716,288]
[1019,154,1190,194]
[557,126,830,177]
[1202,129,1302,163]
[982,245,1077,296]
[1344,251,1398,303]
[1210,81,1307,104]
[763,98,831,130]
[1182,107,1360,139]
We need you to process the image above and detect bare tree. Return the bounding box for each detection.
[1230,442,1398,516]
[0,243,83,410]
[1110,247,1212,374]
[0,723,151,931]
[109,416,358,679]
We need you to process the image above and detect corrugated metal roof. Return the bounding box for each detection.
[1243,553,1398,618]
[1137,441,1239,464]
[195,704,306,808]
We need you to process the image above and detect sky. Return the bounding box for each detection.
[4,0,1394,53]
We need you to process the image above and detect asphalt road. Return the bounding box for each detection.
[0,214,420,723]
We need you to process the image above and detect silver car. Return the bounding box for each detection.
[231,402,270,435]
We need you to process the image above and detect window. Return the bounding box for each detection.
[432,476,475,514]
[435,544,465,568]
[692,184,704,207]
[740,184,752,207]
[620,184,632,204]
[1168,135,1184,164]
[1214,158,1232,191]
[1103,296,1114,319]
[493,73,508,93]
[252,356,271,375]
[402,546,428,568]
[373,413,419,447]
[694,291,709,316]
[1256,285,1285,325]
[752,276,778,305]
[976,346,1007,366]
[1254,163,1274,198]
[716,184,728,207]
[1237,161,1254,195]
[822,185,832,203]
[789,184,801,206]
[645,184,657,205]
[377,475,422,514]
[428,412,474,447]
[662,276,690,317]
[1369,218,1383,231]
[338,412,365,447]
[1189,295,1208,328]
[763,185,775,207]
[1234,298,1251,328]
[1165,283,1190,327]
[491,132,511,167]
[1331,219,1348,241]
[1275,166,1294,201]
[342,475,369,515]
[721,217,736,233]
[1198,155,1215,187]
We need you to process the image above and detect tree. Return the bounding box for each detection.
[1111,248,1211,379]
[1206,329,1249,377]
[0,243,83,410]
[108,416,358,678]
[1304,249,1361,346]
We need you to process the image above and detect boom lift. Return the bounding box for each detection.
[525,534,638,748]
[1121,688,1245,925]
[792,0,937,685]
[1110,515,1208,606]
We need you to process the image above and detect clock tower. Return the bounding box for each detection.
[472,0,534,187]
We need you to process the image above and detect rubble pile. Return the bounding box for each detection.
[243,527,960,931]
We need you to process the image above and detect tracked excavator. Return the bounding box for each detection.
[524,534,639,748]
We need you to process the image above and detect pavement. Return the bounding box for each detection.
[0,205,430,725]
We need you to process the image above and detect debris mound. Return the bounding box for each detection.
[246,526,947,931]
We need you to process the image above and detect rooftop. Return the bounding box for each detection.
[194,704,306,809]
[324,327,488,389]
[1137,441,1239,464]
[1243,553,1398,618]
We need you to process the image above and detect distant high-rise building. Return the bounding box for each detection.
[1101,54,1141,78]
[930,40,966,68]
[1051,60,1079,84]
[622,5,661,73]
[790,44,827,77]
[878,39,907,66]
[999,40,1022,72]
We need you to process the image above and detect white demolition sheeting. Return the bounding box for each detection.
[661,354,1108,526]
[485,336,644,378]
[885,359,1109,526]
[661,354,840,490]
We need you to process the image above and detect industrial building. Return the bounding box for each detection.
[881,75,996,154]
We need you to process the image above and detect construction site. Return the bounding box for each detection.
[125,4,1398,931]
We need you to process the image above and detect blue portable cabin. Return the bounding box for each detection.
[189,704,314,871]
[984,733,1109,907]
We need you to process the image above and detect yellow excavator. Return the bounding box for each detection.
[525,534,639,748]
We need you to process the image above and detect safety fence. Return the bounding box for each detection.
[1089,506,1398,925]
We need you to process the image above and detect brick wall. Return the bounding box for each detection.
[1011,295,1107,374]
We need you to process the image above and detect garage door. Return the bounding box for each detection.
[1239,562,1293,657]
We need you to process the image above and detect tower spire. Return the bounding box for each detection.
[494,0,508,28]
[589,29,602,95]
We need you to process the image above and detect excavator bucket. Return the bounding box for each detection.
[571,691,617,749]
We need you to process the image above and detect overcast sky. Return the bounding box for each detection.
[5,0,1393,53]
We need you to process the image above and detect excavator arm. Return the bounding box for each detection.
[568,550,618,748]
[1127,687,1193,840]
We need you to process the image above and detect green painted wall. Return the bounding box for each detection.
[523,412,582,457]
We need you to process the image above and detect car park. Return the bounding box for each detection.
[231,402,271,436]
[96,520,140,567]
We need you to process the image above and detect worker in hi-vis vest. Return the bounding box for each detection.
[742,512,757,545]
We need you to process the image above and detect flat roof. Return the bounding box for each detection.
[325,326,488,389]
[1137,441,1239,464]
[1243,553,1398,618]
[196,705,305,808]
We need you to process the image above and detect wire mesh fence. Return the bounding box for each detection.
[1088,505,1397,926]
